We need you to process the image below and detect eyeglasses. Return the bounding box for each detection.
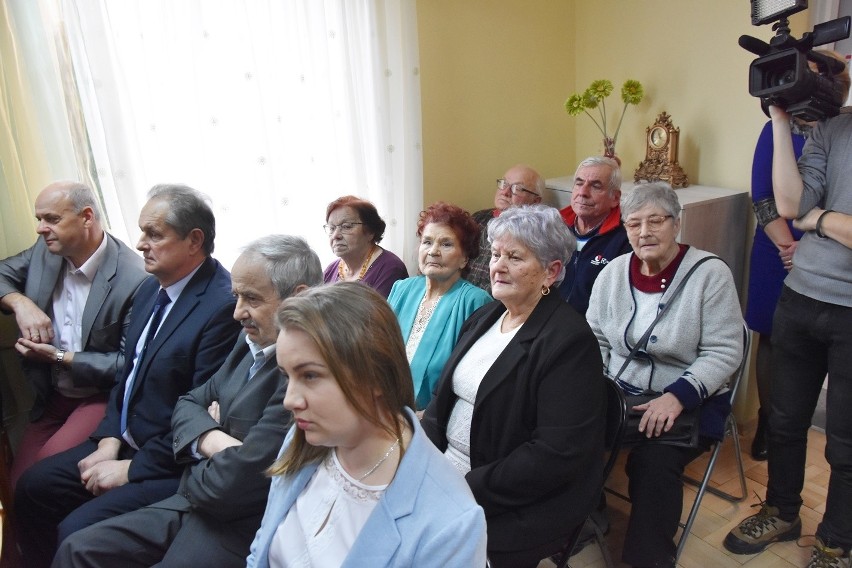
[624,215,673,233]
[323,222,363,235]
[496,179,539,198]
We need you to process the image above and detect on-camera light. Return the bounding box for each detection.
[751,0,807,26]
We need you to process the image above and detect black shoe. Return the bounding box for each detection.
[751,408,768,461]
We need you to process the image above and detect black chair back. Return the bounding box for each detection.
[602,377,628,482]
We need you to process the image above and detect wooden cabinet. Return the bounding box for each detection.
[545,177,750,302]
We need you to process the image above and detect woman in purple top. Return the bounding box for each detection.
[322,196,408,298]
[745,119,807,459]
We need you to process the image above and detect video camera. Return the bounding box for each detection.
[739,0,850,121]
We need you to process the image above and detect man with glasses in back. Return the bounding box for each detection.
[467,164,544,292]
[558,156,631,316]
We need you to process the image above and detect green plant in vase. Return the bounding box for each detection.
[565,79,644,160]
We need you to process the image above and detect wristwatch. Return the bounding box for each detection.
[56,349,67,364]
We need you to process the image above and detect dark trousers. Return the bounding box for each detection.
[767,286,852,550]
[52,504,251,568]
[487,532,571,568]
[622,442,705,567]
[14,439,179,568]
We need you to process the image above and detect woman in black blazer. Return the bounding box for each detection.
[422,205,606,567]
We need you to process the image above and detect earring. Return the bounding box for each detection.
[541,285,550,296]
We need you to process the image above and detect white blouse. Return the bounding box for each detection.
[268,451,388,568]
[445,311,521,474]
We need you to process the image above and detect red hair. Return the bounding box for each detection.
[417,202,481,277]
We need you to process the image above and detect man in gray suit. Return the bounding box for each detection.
[53,235,323,568]
[0,181,147,488]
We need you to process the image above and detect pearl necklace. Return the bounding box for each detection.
[355,438,400,482]
[338,244,376,282]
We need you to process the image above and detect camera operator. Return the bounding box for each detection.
[725,61,852,565]
[744,51,849,463]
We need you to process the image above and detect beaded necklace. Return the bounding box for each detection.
[338,244,376,281]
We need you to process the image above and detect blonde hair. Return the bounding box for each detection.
[268,283,415,476]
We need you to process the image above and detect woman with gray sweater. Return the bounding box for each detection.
[586,182,743,568]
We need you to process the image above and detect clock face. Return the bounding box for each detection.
[650,126,668,149]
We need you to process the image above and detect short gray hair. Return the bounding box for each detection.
[59,181,102,222]
[147,184,216,255]
[574,156,622,196]
[487,204,575,285]
[620,182,682,220]
[241,235,323,300]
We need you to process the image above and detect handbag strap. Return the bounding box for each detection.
[612,255,722,382]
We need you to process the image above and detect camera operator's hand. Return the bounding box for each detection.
[793,207,823,232]
[794,209,852,249]
[767,104,791,121]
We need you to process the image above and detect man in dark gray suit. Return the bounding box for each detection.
[0,181,147,489]
[53,235,323,568]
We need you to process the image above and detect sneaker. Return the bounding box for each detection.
[807,537,851,568]
[723,503,802,554]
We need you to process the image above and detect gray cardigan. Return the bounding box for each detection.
[587,247,744,436]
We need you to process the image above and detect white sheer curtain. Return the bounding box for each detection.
[59,0,423,270]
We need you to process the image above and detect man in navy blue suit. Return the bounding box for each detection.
[14,184,241,568]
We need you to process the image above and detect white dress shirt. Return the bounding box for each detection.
[51,234,108,397]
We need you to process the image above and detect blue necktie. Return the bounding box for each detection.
[248,351,266,380]
[120,288,171,437]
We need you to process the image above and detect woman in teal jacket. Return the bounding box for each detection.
[388,203,492,409]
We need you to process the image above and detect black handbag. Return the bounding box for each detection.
[622,392,700,448]
[611,256,721,449]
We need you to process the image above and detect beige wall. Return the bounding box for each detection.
[417,0,575,211]
[418,0,808,207]
[574,2,808,190]
[416,1,810,422]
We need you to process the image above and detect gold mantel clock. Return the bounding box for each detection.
[634,112,689,188]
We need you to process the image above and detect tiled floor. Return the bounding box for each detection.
[541,424,829,568]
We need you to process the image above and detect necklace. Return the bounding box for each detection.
[357,438,400,482]
[338,244,376,281]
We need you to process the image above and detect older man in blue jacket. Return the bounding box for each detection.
[558,156,631,315]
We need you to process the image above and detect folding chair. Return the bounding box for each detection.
[551,377,627,568]
[674,325,751,561]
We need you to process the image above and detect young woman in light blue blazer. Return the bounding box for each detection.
[247,283,486,568]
